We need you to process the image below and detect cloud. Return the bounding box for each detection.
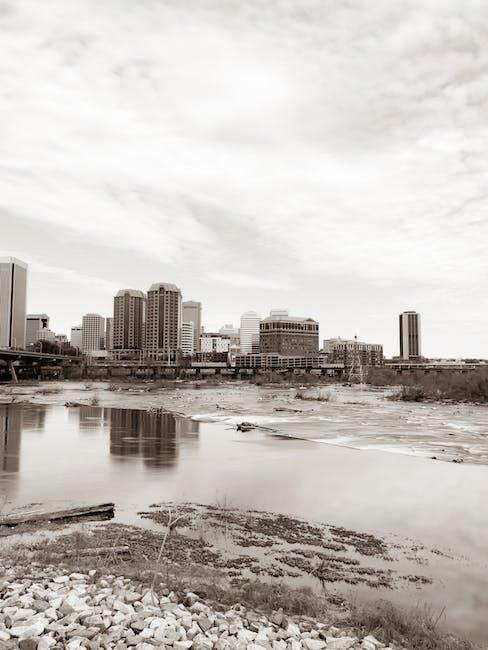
[1,0,488,355]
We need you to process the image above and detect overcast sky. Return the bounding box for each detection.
[1,0,488,357]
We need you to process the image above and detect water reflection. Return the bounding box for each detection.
[108,408,199,468]
[0,405,22,472]
[78,405,105,431]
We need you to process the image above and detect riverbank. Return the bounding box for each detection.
[0,517,478,650]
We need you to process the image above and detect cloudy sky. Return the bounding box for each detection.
[1,0,488,357]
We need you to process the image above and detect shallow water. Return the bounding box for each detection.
[1,384,488,642]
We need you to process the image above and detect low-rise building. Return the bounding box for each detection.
[200,333,231,354]
[323,337,383,367]
[234,353,343,373]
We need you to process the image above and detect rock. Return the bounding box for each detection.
[326,638,358,650]
[174,641,194,650]
[302,640,326,650]
[18,639,38,650]
[37,637,57,650]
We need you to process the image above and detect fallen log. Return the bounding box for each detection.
[0,503,115,527]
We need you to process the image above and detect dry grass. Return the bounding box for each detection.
[350,599,476,650]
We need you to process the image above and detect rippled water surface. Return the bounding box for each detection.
[1,382,488,642]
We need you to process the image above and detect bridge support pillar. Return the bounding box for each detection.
[8,361,18,383]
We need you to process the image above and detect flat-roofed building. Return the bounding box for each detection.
[82,313,105,354]
[0,257,27,349]
[182,301,202,353]
[71,326,83,350]
[260,311,319,356]
[323,337,383,367]
[200,333,230,354]
[144,283,182,360]
[26,314,50,346]
[399,311,421,360]
[240,311,261,354]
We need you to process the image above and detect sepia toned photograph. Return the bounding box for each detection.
[1,2,487,649]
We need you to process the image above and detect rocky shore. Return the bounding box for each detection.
[0,566,400,650]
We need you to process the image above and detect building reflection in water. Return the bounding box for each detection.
[108,408,199,468]
[20,405,46,432]
[78,405,105,432]
[0,405,22,472]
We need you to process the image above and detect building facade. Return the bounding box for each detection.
[323,337,383,367]
[182,301,202,353]
[181,321,195,355]
[144,283,182,359]
[0,257,27,349]
[200,333,231,354]
[260,311,319,356]
[81,314,105,354]
[26,314,50,347]
[240,311,261,354]
[399,311,421,360]
[235,353,343,373]
[113,289,145,352]
[70,326,83,350]
[105,317,114,352]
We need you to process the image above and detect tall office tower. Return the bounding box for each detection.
[70,326,83,350]
[81,314,105,354]
[260,311,319,356]
[399,311,422,360]
[240,311,261,354]
[182,301,202,352]
[105,317,114,351]
[26,314,50,346]
[0,257,27,349]
[144,283,182,357]
[181,321,194,355]
[113,289,145,352]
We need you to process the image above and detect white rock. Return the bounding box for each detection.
[326,638,358,650]
[0,630,10,641]
[10,620,47,638]
[302,640,326,650]
[174,641,193,650]
[362,636,384,649]
[37,636,57,649]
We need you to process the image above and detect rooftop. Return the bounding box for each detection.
[115,289,146,298]
[262,315,317,324]
[149,282,181,293]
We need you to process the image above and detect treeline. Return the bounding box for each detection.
[367,366,488,403]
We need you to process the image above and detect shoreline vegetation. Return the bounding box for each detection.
[2,365,488,405]
[0,504,477,650]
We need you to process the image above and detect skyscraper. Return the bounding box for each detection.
[0,257,27,349]
[144,283,182,359]
[113,289,145,352]
[240,311,261,354]
[26,313,50,347]
[105,317,114,352]
[182,301,202,352]
[399,311,422,360]
[70,326,83,350]
[82,314,105,354]
[181,321,194,355]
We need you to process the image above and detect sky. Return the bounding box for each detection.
[1,0,488,358]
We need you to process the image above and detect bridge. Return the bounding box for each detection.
[0,348,82,382]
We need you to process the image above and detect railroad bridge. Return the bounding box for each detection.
[0,348,82,382]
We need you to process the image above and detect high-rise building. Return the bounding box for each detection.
[0,257,27,349]
[260,311,319,356]
[82,314,105,354]
[26,314,50,346]
[70,326,83,350]
[323,338,383,367]
[240,311,261,354]
[399,311,421,360]
[181,321,194,355]
[105,317,114,352]
[182,301,202,353]
[219,323,240,357]
[113,289,145,352]
[144,283,182,359]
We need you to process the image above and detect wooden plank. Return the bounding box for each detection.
[0,503,115,527]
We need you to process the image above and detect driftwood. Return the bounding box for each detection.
[0,503,115,527]
[65,545,130,557]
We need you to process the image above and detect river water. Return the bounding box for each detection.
[0,382,487,642]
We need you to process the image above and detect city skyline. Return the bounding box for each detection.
[2,1,488,358]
